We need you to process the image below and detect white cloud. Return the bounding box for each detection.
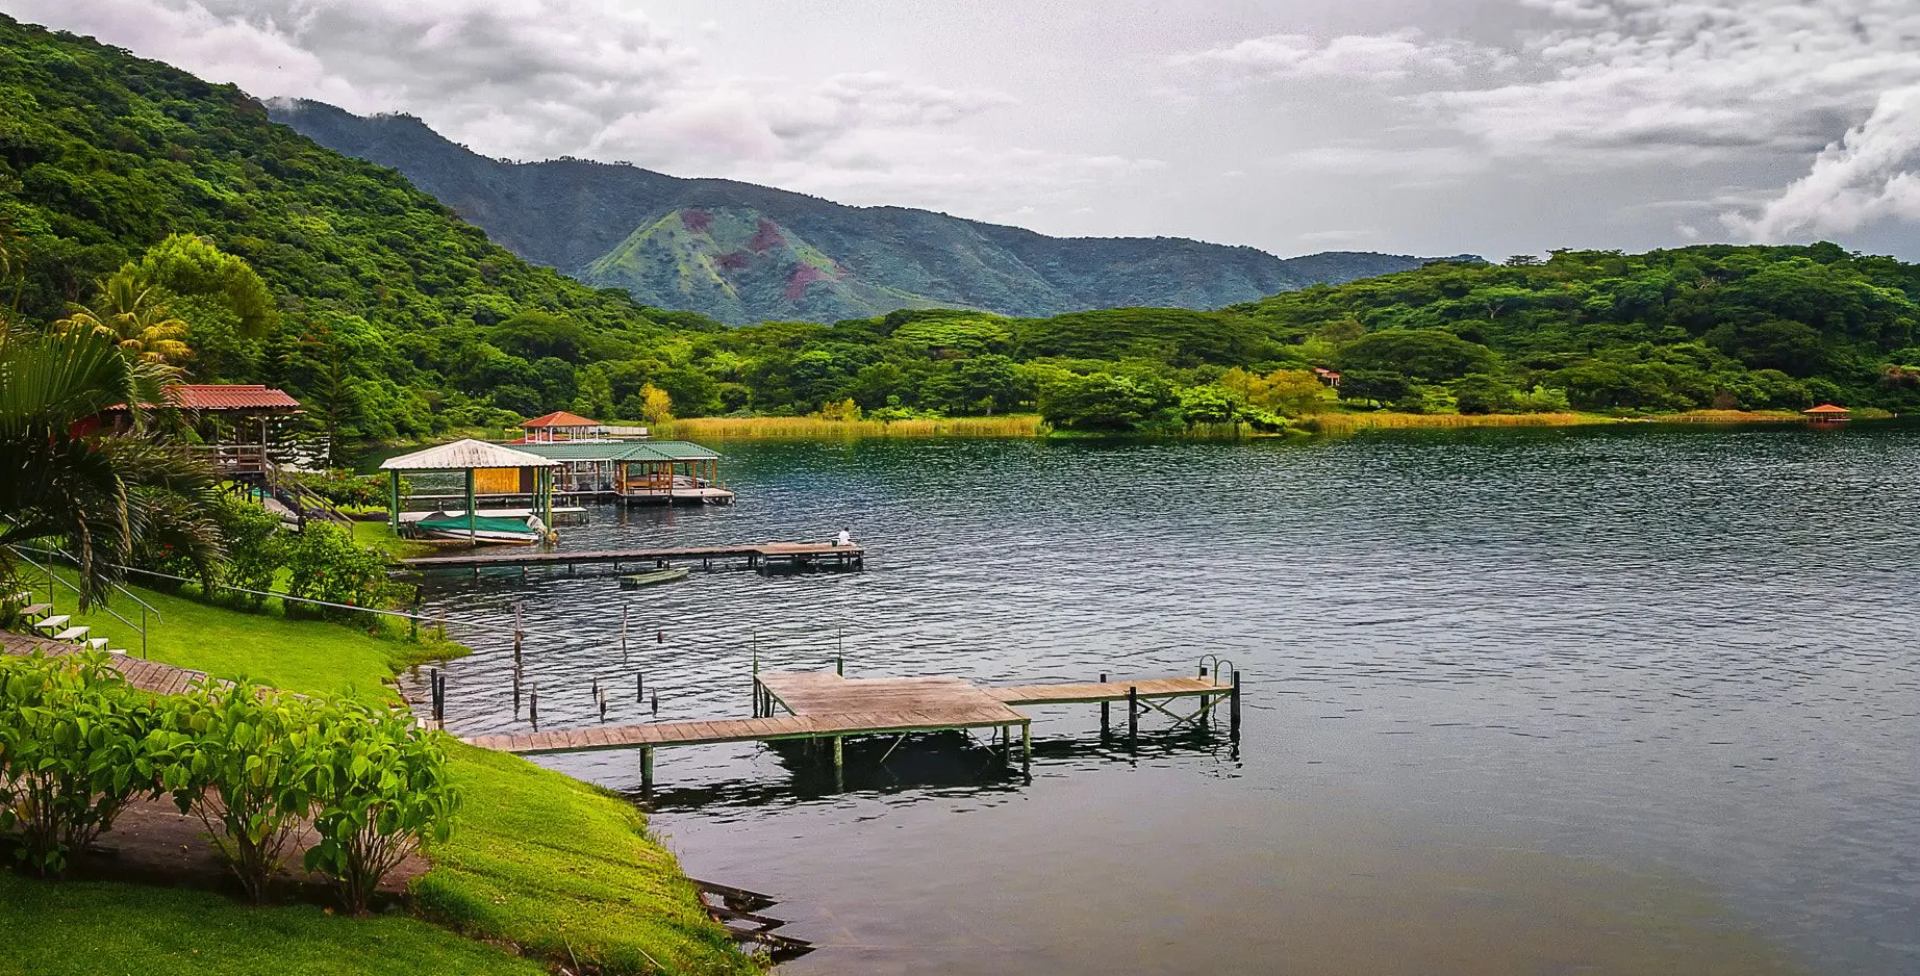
[1171,29,1510,84]
[10,0,1152,224]
[1722,84,1920,242]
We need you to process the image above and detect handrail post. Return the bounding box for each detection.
[141,607,148,659]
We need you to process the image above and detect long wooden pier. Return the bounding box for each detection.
[462,668,1239,787]
[400,542,864,574]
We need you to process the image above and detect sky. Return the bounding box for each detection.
[11,0,1920,260]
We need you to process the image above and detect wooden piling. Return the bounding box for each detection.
[641,746,654,789]
[636,671,644,703]
[1230,670,1241,739]
[1099,673,1109,732]
[1021,721,1031,776]
[529,683,539,729]
[1127,685,1139,746]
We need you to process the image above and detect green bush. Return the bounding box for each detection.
[150,681,323,903]
[282,523,410,619]
[0,653,158,876]
[306,702,461,915]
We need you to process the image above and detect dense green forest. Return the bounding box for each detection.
[7,15,1920,445]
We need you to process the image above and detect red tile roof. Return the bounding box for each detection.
[520,410,601,428]
[167,385,302,411]
[1803,404,1850,414]
[107,384,301,412]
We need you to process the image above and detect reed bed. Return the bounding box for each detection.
[661,414,1049,440]
[1304,411,1612,433]
[1657,409,1803,424]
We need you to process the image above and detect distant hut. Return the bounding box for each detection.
[378,439,558,540]
[1803,403,1851,424]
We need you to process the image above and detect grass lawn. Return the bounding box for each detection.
[11,571,756,975]
[0,873,547,976]
[416,745,754,975]
[34,572,424,704]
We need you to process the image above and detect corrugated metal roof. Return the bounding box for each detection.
[515,440,722,462]
[379,439,558,471]
[169,384,302,410]
[520,410,601,428]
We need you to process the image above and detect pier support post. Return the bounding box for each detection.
[1127,686,1139,747]
[1230,671,1241,740]
[1021,722,1031,777]
[641,747,654,790]
[529,683,539,730]
[832,736,844,790]
[1099,673,1109,734]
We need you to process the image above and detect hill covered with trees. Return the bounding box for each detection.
[7,15,1917,444]
[269,98,1472,325]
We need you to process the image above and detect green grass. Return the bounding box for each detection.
[350,520,434,559]
[0,872,547,976]
[35,573,419,703]
[415,744,755,975]
[12,571,756,975]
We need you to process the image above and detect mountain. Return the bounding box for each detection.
[269,100,1476,325]
[0,14,687,442]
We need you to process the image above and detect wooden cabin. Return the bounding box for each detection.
[96,383,304,481]
[514,440,733,504]
[1804,403,1851,424]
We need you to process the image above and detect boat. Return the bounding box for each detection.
[413,512,548,546]
[619,567,691,588]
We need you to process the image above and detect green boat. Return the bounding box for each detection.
[619,567,691,588]
[413,512,546,545]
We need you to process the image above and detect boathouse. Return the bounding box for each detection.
[379,439,558,538]
[1804,403,1851,424]
[514,440,732,504]
[512,410,649,444]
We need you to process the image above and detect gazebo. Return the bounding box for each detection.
[378,439,558,539]
[1803,403,1851,424]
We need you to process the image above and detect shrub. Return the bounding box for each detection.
[0,654,157,875]
[287,471,391,509]
[213,495,285,602]
[282,523,410,619]
[306,703,460,914]
[150,681,322,903]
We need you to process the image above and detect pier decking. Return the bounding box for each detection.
[400,542,864,574]
[463,669,1238,787]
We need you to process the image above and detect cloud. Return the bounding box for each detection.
[1171,29,1509,84]
[1418,0,1920,165]
[10,0,1151,224]
[1722,84,1920,242]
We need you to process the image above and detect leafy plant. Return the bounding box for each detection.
[305,704,460,914]
[0,653,158,876]
[282,523,408,618]
[150,681,321,903]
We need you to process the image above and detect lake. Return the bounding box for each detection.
[408,423,1920,975]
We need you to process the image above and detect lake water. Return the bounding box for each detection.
[408,424,1920,975]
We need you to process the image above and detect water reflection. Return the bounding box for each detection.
[408,424,1920,975]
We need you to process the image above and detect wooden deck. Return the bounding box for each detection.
[1,632,214,696]
[400,542,864,574]
[464,669,1240,787]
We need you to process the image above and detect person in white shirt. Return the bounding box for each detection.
[835,528,852,547]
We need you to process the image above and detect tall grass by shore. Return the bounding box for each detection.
[660,414,1049,439]
[1303,411,1612,433]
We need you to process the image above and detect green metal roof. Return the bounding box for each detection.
[514,440,721,462]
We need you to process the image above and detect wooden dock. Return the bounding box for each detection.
[463,668,1238,787]
[400,542,864,575]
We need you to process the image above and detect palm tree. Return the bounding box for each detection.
[55,268,192,366]
[0,328,220,608]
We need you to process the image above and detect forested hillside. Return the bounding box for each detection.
[1230,246,1920,415]
[270,99,1471,324]
[0,14,703,444]
[7,15,1917,444]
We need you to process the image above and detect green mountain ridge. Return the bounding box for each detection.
[267,99,1481,325]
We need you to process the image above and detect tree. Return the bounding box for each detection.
[640,383,673,425]
[571,364,615,420]
[1451,374,1515,414]
[1037,371,1177,432]
[0,329,221,607]
[1339,330,1495,381]
[1176,385,1238,426]
[54,269,193,366]
[1336,370,1412,408]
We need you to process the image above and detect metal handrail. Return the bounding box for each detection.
[4,534,162,620]
[10,548,149,657]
